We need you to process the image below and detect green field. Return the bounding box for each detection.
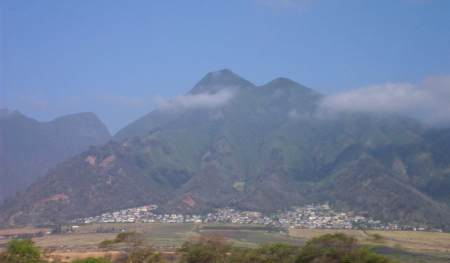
[45,223,198,249]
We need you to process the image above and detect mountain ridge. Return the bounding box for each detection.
[0,111,111,202]
[1,70,449,230]
[189,69,255,95]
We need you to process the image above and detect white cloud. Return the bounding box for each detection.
[320,76,450,125]
[288,109,312,120]
[156,89,235,111]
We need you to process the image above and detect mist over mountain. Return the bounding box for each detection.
[1,70,450,230]
[0,110,111,202]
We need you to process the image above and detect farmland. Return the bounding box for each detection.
[290,228,450,263]
[1,224,450,262]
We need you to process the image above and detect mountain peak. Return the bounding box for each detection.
[211,68,234,76]
[51,112,111,137]
[190,69,255,94]
[261,77,319,96]
[264,77,306,89]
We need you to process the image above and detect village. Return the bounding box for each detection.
[70,203,437,231]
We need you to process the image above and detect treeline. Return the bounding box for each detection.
[0,233,393,263]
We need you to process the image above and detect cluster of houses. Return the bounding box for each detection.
[276,204,436,231]
[70,203,438,232]
[73,205,159,224]
[278,204,390,230]
[203,208,274,225]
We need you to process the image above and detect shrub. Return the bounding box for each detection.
[0,239,46,263]
[229,243,299,263]
[296,233,393,263]
[99,232,144,249]
[371,233,385,242]
[179,235,230,263]
[126,247,166,263]
[99,239,116,249]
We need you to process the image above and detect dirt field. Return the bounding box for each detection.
[289,228,450,253]
[46,251,126,263]
[34,233,118,250]
[0,227,50,236]
[9,223,194,252]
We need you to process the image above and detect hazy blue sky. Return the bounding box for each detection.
[1,0,450,132]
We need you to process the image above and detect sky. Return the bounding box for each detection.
[1,0,450,133]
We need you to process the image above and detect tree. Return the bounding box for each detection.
[179,235,230,263]
[229,243,299,263]
[0,239,46,263]
[296,233,392,263]
[99,232,144,250]
[126,247,166,263]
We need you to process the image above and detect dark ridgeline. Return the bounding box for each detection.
[0,110,111,202]
[1,69,450,230]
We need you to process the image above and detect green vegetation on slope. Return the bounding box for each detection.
[2,70,450,230]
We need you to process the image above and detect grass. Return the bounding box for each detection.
[0,227,49,236]
[289,229,450,253]
[0,226,50,252]
[33,233,117,250]
[197,224,302,248]
[199,229,303,248]
[373,246,450,263]
[46,250,125,263]
[289,228,450,263]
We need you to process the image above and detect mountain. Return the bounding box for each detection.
[114,69,256,140]
[0,110,111,202]
[189,68,255,94]
[1,70,450,230]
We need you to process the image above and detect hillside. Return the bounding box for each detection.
[0,110,111,202]
[1,70,449,229]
